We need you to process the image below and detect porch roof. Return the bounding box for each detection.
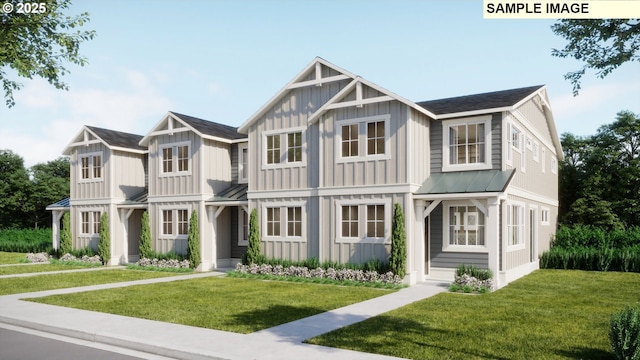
[46,197,70,211]
[207,184,248,204]
[118,190,148,209]
[416,169,515,195]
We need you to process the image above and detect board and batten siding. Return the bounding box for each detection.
[247,79,351,192]
[148,132,202,197]
[71,144,111,200]
[429,203,489,269]
[202,138,232,194]
[430,113,502,174]
[148,201,195,255]
[321,99,409,188]
[111,150,146,199]
[70,204,107,251]
[515,97,554,152]
[409,109,431,186]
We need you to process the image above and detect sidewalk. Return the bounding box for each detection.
[0,271,449,360]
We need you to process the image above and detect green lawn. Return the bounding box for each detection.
[0,252,27,264]
[307,270,640,359]
[0,263,98,276]
[0,269,178,296]
[28,277,394,333]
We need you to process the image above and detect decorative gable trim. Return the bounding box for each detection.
[62,127,147,155]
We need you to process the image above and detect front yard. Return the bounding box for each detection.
[307,269,640,359]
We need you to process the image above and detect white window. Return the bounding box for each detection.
[336,115,390,162]
[161,209,189,237]
[443,116,491,171]
[541,208,550,225]
[542,148,546,173]
[262,202,306,241]
[335,200,390,244]
[79,152,102,181]
[263,128,306,168]
[80,211,101,235]
[533,141,540,162]
[160,142,190,175]
[238,209,249,246]
[507,203,525,249]
[551,156,558,174]
[238,143,248,183]
[444,204,486,250]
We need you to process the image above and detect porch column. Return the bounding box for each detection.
[51,211,64,251]
[413,200,426,284]
[487,197,501,289]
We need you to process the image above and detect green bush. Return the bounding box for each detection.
[141,250,187,261]
[610,305,640,360]
[554,225,640,249]
[59,213,72,255]
[245,209,263,265]
[187,210,200,269]
[68,246,97,258]
[139,210,152,259]
[390,203,407,278]
[455,264,493,281]
[98,212,110,265]
[254,256,390,274]
[0,228,52,253]
[540,247,640,272]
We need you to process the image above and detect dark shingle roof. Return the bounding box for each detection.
[417,85,544,115]
[170,112,246,141]
[86,126,146,151]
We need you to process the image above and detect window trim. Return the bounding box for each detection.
[551,156,558,174]
[533,141,540,162]
[541,207,550,226]
[78,151,103,182]
[336,115,391,163]
[79,209,102,236]
[238,143,249,184]
[442,201,488,253]
[262,127,307,169]
[442,115,492,172]
[335,199,391,244]
[238,208,249,246]
[158,207,190,239]
[159,141,191,176]
[261,202,306,242]
[506,201,526,251]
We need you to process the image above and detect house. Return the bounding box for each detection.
[49,57,561,288]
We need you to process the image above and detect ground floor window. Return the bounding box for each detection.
[262,203,306,241]
[447,205,485,246]
[507,204,525,247]
[80,211,101,235]
[336,200,390,243]
[238,209,249,246]
[161,209,189,237]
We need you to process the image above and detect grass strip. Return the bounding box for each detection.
[0,269,178,296]
[27,276,394,333]
[0,263,97,276]
[307,270,640,359]
[0,252,27,265]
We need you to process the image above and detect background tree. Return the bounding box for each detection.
[98,212,110,265]
[59,212,71,255]
[390,203,407,278]
[187,210,200,269]
[1,0,96,107]
[26,157,70,229]
[552,19,640,95]
[0,150,30,228]
[139,210,151,259]
[246,209,262,264]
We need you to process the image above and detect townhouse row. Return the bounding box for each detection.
[48,57,562,287]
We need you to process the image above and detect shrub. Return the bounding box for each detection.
[0,228,52,253]
[233,263,403,285]
[187,210,201,269]
[68,246,97,258]
[98,212,110,265]
[610,305,640,360]
[450,264,493,293]
[245,209,263,264]
[59,212,72,255]
[390,203,407,279]
[139,210,152,259]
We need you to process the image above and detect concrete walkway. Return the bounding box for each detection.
[0,270,450,360]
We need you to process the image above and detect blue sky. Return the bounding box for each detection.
[1,0,639,167]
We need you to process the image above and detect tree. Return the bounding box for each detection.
[0,0,96,107]
[187,210,200,269]
[98,212,110,265]
[0,150,30,228]
[59,212,71,255]
[390,203,407,279]
[246,209,262,264]
[552,19,640,95]
[26,157,70,229]
[139,210,151,259]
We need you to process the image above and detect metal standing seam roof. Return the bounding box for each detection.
[119,190,148,206]
[208,184,248,203]
[416,169,516,195]
[45,197,70,210]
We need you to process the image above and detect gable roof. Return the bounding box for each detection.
[62,126,147,155]
[417,85,544,117]
[139,111,247,146]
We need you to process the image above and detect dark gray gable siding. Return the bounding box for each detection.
[169,112,247,141]
[417,85,543,115]
[429,203,489,269]
[86,126,146,151]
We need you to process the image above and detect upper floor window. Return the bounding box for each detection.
[79,152,102,181]
[551,156,558,174]
[541,208,550,225]
[337,115,390,162]
[263,128,306,168]
[238,143,248,183]
[160,142,190,175]
[442,116,491,171]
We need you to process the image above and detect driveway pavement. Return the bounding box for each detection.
[0,269,449,360]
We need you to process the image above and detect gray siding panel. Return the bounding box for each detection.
[430,119,442,174]
[491,113,502,170]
